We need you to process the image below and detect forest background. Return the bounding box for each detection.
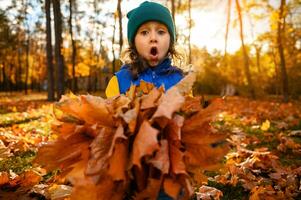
[0,0,300,102]
[1,0,301,199]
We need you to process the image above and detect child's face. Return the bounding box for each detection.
[134,21,171,67]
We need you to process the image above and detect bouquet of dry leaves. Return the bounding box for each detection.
[34,74,229,200]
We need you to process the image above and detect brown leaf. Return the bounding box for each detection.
[86,127,115,177]
[108,140,128,181]
[148,140,170,174]
[71,177,126,200]
[0,172,9,186]
[184,143,229,170]
[182,98,229,169]
[20,170,42,187]
[163,177,182,199]
[47,184,73,200]
[174,73,196,96]
[166,114,184,141]
[55,95,114,127]
[170,144,187,175]
[134,178,161,200]
[110,95,132,117]
[141,87,162,110]
[108,125,127,157]
[152,86,185,120]
[34,131,91,171]
[52,122,86,139]
[196,185,223,200]
[132,120,159,169]
[120,99,140,133]
[79,95,114,126]
[140,80,155,94]
[249,185,276,200]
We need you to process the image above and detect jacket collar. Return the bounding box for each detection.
[120,57,173,75]
[148,57,172,74]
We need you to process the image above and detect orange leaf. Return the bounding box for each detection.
[70,176,126,200]
[134,178,162,200]
[197,185,223,200]
[55,95,114,126]
[34,131,91,171]
[148,140,170,174]
[20,170,42,187]
[86,127,115,177]
[141,87,162,110]
[108,125,127,156]
[174,73,196,95]
[166,114,184,141]
[120,99,140,133]
[0,172,9,186]
[140,80,154,94]
[152,87,185,120]
[163,177,182,199]
[170,144,187,175]
[108,141,128,181]
[132,120,159,168]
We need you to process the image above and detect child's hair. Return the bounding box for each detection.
[121,1,185,79]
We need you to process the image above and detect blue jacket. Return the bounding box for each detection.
[115,58,183,94]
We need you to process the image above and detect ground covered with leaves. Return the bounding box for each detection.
[0,90,300,200]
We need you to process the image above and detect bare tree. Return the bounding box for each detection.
[69,0,77,93]
[235,0,255,99]
[171,0,176,23]
[53,0,65,99]
[224,0,231,56]
[188,0,192,64]
[117,0,123,56]
[277,0,289,102]
[112,14,117,74]
[45,0,54,101]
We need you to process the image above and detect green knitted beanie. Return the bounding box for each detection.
[127,1,175,44]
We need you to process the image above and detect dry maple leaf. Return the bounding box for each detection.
[34,73,228,200]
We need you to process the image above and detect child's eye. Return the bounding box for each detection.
[158,30,166,35]
[140,30,148,35]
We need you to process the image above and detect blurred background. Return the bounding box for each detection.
[0,0,300,102]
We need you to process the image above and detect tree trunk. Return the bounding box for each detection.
[17,41,22,90]
[53,0,65,100]
[235,0,255,99]
[24,36,29,94]
[170,0,176,39]
[69,0,77,93]
[1,64,7,91]
[224,0,231,56]
[117,0,123,56]
[171,0,176,24]
[46,0,55,101]
[255,45,261,73]
[112,15,117,74]
[188,0,192,64]
[277,0,289,102]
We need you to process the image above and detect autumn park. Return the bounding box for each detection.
[0,0,301,199]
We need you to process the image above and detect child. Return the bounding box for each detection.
[105,1,185,199]
[105,1,184,98]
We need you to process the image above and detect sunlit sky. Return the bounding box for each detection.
[0,0,281,53]
[121,0,279,53]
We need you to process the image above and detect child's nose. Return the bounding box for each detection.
[150,31,157,43]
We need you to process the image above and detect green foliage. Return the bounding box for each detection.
[207,180,249,200]
[0,150,36,174]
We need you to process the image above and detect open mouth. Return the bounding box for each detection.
[150,47,158,56]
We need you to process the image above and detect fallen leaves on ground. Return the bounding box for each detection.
[1,90,301,199]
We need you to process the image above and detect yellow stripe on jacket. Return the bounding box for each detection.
[105,76,120,98]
